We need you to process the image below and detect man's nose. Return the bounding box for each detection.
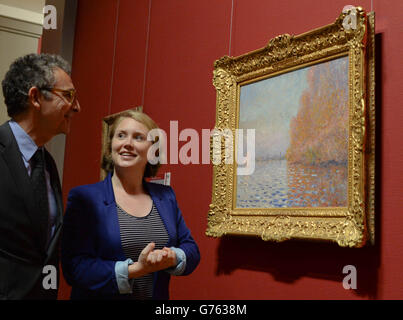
[72,99,81,113]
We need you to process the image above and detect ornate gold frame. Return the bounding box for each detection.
[206,8,375,248]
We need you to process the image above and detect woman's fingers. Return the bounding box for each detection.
[147,249,168,264]
[143,242,155,255]
[162,247,176,261]
[136,244,179,275]
[139,242,155,263]
[140,245,178,271]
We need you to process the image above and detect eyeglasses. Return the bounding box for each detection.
[43,87,77,104]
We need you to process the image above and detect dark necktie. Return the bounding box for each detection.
[30,149,50,241]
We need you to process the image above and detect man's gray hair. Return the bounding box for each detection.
[2,53,71,118]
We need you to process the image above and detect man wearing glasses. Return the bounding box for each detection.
[0,53,80,299]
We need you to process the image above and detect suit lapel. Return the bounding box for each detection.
[45,151,63,228]
[0,123,46,251]
[44,150,63,257]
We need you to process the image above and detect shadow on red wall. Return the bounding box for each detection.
[216,235,380,298]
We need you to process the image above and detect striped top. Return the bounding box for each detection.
[117,202,169,300]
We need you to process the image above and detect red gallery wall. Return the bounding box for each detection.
[59,0,403,299]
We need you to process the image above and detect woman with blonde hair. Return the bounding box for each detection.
[61,111,200,299]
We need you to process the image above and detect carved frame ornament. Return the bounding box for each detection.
[206,8,375,247]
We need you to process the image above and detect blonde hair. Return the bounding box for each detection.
[101,110,160,178]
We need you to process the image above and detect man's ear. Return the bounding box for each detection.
[27,87,41,110]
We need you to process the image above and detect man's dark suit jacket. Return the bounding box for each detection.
[0,121,63,299]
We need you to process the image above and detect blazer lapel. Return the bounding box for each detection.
[0,123,46,251]
[103,174,126,260]
[144,181,175,246]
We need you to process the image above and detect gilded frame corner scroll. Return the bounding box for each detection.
[206,8,375,248]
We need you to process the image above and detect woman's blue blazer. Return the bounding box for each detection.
[61,173,200,299]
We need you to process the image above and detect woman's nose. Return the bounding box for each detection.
[123,138,134,149]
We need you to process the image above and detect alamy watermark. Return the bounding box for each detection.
[342,265,357,290]
[145,121,256,175]
[342,5,358,30]
[43,5,57,30]
[42,265,57,290]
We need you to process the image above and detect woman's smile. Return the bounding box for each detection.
[119,151,137,158]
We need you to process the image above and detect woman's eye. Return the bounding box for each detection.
[117,132,125,138]
[135,135,145,141]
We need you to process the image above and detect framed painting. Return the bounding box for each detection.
[206,7,375,247]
